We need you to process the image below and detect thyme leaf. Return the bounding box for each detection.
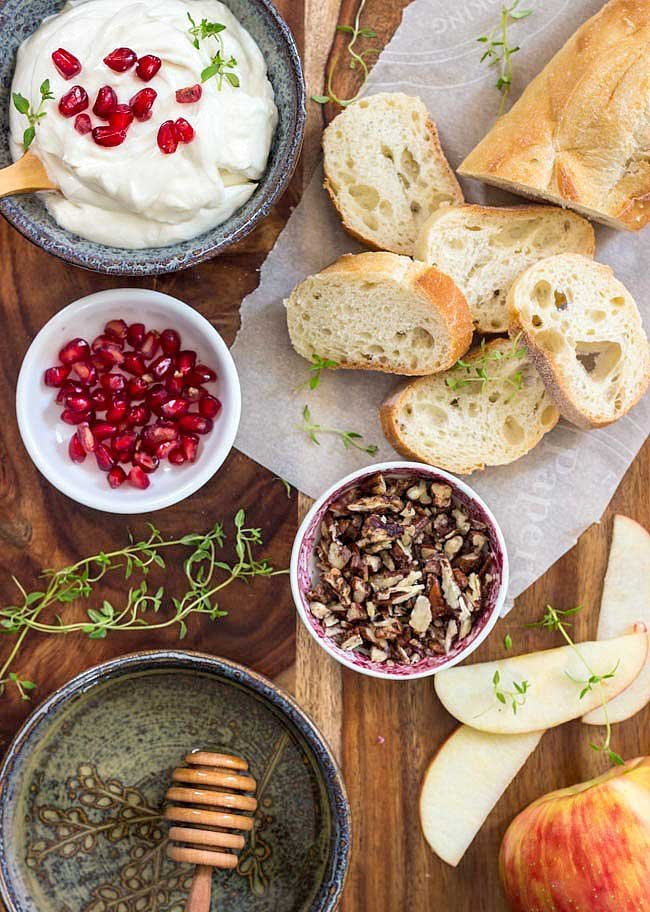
[187,14,239,89]
[13,80,54,151]
[478,1,534,116]
[296,354,339,391]
[492,668,530,715]
[312,0,379,108]
[446,334,527,400]
[299,405,378,455]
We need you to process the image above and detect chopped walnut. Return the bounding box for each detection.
[306,473,498,667]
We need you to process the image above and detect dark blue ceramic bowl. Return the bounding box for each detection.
[0,651,350,912]
[0,0,305,275]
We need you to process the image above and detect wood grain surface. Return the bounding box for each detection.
[0,2,648,912]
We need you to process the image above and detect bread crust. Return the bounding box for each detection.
[289,252,473,376]
[459,0,650,232]
[323,93,463,255]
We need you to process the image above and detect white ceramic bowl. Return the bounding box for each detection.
[291,462,509,681]
[16,288,241,514]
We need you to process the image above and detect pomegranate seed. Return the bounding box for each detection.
[104,47,137,72]
[91,335,112,351]
[104,319,128,341]
[142,423,178,451]
[174,118,194,143]
[90,389,110,411]
[190,364,217,384]
[93,86,118,119]
[130,88,157,121]
[127,322,146,346]
[91,354,111,373]
[66,392,92,412]
[68,434,87,463]
[112,431,137,452]
[58,381,85,403]
[44,365,70,387]
[72,361,97,385]
[147,384,169,415]
[52,48,82,79]
[107,400,128,424]
[59,338,90,364]
[74,113,92,135]
[62,408,94,425]
[76,421,96,453]
[128,465,150,489]
[175,350,196,375]
[199,395,221,419]
[136,54,161,81]
[108,466,127,488]
[150,354,173,379]
[160,329,181,355]
[59,85,89,118]
[95,342,125,366]
[93,422,118,441]
[183,384,205,402]
[127,376,149,399]
[168,446,186,465]
[157,120,178,154]
[175,84,202,104]
[100,373,126,393]
[181,433,199,463]
[154,440,177,459]
[92,126,127,148]
[160,397,189,419]
[139,331,160,361]
[123,352,147,376]
[126,404,151,426]
[178,414,213,435]
[109,104,134,130]
[134,450,159,473]
[166,375,185,396]
[95,444,115,471]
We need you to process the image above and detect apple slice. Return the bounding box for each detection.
[434,629,648,734]
[582,516,650,726]
[420,725,544,866]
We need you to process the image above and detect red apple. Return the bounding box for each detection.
[500,757,650,911]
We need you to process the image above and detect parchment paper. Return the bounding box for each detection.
[232,0,650,605]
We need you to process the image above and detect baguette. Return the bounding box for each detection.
[286,251,473,376]
[380,339,559,474]
[508,254,650,428]
[458,0,650,231]
[414,205,595,333]
[323,92,463,255]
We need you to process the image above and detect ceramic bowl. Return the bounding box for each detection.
[291,461,509,681]
[0,650,351,912]
[16,288,241,513]
[0,0,305,275]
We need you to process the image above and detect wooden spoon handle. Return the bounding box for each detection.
[0,152,56,197]
[185,864,213,912]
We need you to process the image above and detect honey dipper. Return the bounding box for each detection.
[165,751,257,911]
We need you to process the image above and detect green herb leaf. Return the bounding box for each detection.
[311,94,331,104]
[23,126,36,150]
[504,633,512,650]
[13,93,30,115]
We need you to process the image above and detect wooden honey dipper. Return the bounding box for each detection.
[165,751,257,911]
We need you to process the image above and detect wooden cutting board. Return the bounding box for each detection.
[0,2,648,911]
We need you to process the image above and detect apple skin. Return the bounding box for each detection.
[499,757,650,911]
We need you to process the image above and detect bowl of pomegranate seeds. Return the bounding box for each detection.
[291,462,509,680]
[16,288,241,513]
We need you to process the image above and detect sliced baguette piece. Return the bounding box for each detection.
[414,204,595,333]
[286,252,473,376]
[458,0,650,231]
[582,516,650,725]
[420,726,544,867]
[508,254,650,429]
[380,338,559,473]
[323,92,463,256]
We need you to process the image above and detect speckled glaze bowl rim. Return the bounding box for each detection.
[0,0,306,276]
[0,649,351,912]
[290,461,510,681]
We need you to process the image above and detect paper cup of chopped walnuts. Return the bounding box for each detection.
[291,462,509,680]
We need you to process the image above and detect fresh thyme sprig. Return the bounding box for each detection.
[12,79,55,151]
[528,604,624,766]
[446,335,527,400]
[296,354,339,392]
[312,0,379,107]
[187,14,240,89]
[0,512,285,700]
[300,404,378,455]
[478,1,534,116]
[492,669,530,715]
